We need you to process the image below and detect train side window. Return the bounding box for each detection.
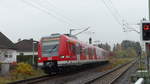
[89,48,92,56]
[79,45,82,54]
[93,49,95,57]
[85,48,88,56]
[75,43,80,55]
[83,48,86,56]
[71,44,76,54]
[83,48,85,55]
[91,48,93,56]
[90,48,94,57]
[92,48,94,56]
[102,52,106,56]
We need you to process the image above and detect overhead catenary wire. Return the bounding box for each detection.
[107,0,130,27]
[100,0,138,33]
[108,0,140,33]
[109,0,122,20]
[100,0,124,27]
[21,0,82,28]
[33,0,82,28]
[46,0,76,22]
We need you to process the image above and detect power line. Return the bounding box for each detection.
[99,0,135,32]
[21,0,81,28]
[109,0,122,19]
[100,0,124,27]
[108,0,129,25]
[108,0,139,32]
[33,0,82,28]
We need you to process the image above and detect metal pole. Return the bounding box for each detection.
[69,29,71,36]
[149,0,150,20]
[146,43,150,74]
[147,0,150,75]
[32,40,35,65]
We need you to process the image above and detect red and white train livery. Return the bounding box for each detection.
[38,34,109,73]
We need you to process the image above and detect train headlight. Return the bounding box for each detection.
[60,56,65,58]
[38,57,41,60]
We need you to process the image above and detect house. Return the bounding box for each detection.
[0,32,17,63]
[15,39,38,56]
[15,39,38,64]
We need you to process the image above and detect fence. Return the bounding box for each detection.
[17,55,38,66]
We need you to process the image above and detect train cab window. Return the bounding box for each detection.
[42,40,59,57]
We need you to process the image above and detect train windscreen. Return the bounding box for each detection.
[41,38,59,57]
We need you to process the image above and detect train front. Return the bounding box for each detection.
[38,34,61,74]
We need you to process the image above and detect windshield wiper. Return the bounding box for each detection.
[49,44,57,54]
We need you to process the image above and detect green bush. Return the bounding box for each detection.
[11,62,34,79]
[16,63,34,75]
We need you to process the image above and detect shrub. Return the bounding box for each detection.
[16,63,34,75]
[11,62,34,79]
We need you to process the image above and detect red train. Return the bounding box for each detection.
[38,33,109,74]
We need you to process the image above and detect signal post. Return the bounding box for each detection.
[140,21,150,73]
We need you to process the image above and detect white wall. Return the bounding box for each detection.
[0,49,17,63]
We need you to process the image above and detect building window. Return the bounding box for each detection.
[9,55,12,58]
[5,55,8,58]
[4,51,8,58]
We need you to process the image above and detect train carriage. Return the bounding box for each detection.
[38,33,109,74]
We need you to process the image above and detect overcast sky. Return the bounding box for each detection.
[0,0,148,45]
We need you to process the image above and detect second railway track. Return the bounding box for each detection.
[85,60,137,84]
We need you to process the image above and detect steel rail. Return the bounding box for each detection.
[7,75,54,84]
[84,59,137,84]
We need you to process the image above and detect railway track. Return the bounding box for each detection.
[85,60,137,84]
[8,60,136,84]
[7,75,54,84]
[8,62,109,84]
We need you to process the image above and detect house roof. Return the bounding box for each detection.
[15,39,38,52]
[0,32,15,49]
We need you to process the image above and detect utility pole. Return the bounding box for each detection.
[147,0,150,74]
[141,0,150,76]
[32,39,35,65]
[149,0,150,20]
